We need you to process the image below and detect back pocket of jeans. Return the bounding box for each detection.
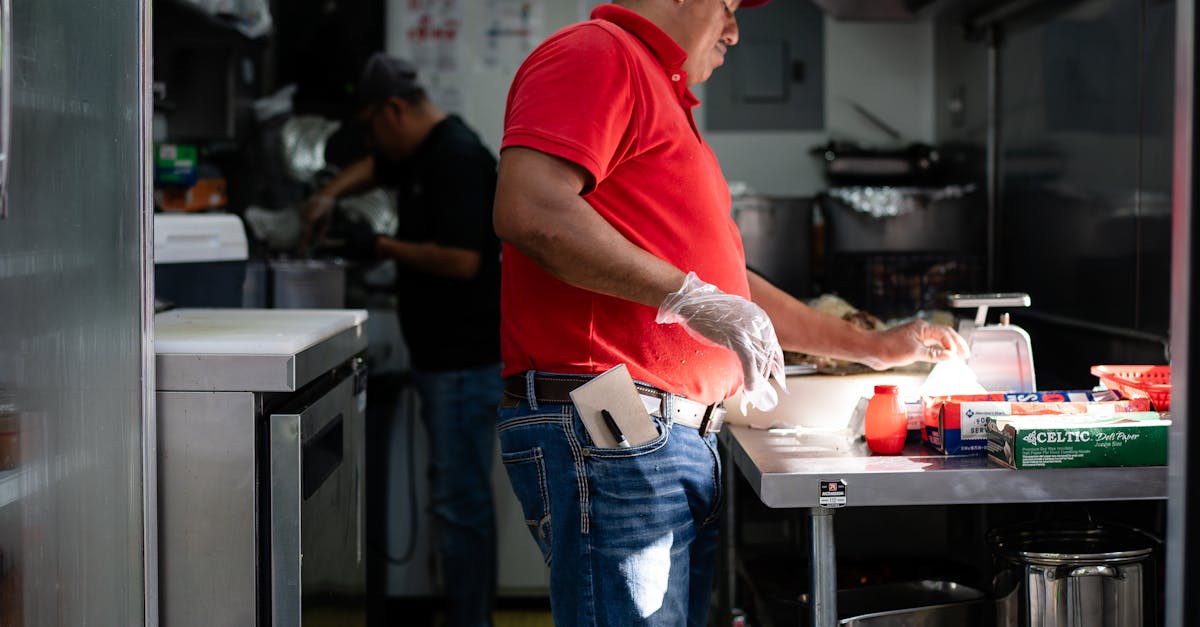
[500,447,553,565]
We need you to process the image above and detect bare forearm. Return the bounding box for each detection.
[376,238,481,280]
[320,157,377,199]
[749,272,969,369]
[748,271,874,359]
[494,147,685,308]
[504,202,683,306]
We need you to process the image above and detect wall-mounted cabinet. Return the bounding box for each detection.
[705,0,824,132]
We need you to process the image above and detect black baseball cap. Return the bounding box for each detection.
[356,53,423,106]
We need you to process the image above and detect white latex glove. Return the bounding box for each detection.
[656,272,786,413]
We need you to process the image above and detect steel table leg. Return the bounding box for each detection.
[723,442,738,620]
[809,507,837,627]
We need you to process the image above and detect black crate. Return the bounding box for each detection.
[824,252,982,320]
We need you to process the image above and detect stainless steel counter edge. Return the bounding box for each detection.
[723,425,1168,509]
[156,321,368,392]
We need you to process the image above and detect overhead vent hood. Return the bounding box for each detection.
[810,0,942,20]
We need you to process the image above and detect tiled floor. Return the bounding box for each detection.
[494,610,555,627]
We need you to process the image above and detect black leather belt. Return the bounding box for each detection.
[502,374,725,436]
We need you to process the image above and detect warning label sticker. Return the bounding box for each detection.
[818,480,847,508]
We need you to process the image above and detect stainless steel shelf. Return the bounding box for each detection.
[724,424,1168,509]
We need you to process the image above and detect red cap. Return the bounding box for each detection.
[874,385,898,394]
[740,0,772,6]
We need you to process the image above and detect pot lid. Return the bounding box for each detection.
[989,523,1157,564]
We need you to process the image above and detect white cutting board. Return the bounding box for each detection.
[155,308,368,356]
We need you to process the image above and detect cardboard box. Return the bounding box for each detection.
[155,143,198,187]
[922,390,1119,452]
[157,178,228,212]
[924,391,1150,455]
[986,412,1169,469]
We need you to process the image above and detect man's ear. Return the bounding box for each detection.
[385,96,409,118]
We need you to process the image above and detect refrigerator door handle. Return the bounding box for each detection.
[0,0,11,218]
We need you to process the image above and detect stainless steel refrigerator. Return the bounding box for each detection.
[0,0,153,625]
[155,308,368,626]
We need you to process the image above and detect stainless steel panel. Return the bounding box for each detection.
[0,0,11,219]
[933,0,1175,388]
[0,0,150,625]
[1167,3,1195,626]
[270,369,366,626]
[1000,0,1172,387]
[157,391,258,627]
[156,322,369,392]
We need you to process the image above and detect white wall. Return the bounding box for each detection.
[709,18,936,196]
[386,3,936,197]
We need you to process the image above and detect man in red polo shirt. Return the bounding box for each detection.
[493,1,969,625]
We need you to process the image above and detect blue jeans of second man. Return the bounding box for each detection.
[414,364,503,627]
[497,371,724,626]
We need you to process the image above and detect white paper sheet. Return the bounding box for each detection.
[917,357,988,397]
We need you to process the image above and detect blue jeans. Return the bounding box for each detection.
[497,372,724,626]
[414,364,503,627]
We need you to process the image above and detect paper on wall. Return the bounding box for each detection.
[480,0,546,71]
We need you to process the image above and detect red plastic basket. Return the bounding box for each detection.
[1090,365,1171,411]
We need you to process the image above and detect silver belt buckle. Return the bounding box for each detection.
[642,392,724,435]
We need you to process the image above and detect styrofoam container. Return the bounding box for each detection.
[153,213,248,308]
[270,259,345,309]
[154,213,248,264]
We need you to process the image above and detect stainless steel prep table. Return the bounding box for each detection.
[721,424,1168,626]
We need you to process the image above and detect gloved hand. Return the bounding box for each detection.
[656,272,786,412]
[863,319,971,371]
[321,218,380,262]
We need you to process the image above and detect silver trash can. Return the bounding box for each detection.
[270,259,346,309]
[732,195,814,299]
[989,522,1159,627]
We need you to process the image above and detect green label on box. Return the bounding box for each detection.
[156,143,196,166]
[986,413,1169,469]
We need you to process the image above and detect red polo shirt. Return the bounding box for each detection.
[499,5,748,404]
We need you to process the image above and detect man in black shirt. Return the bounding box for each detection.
[302,53,501,627]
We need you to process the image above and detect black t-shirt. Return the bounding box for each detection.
[375,115,500,371]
